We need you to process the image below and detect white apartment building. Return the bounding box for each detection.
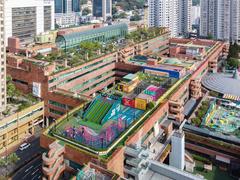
[179,0,192,35]
[170,130,185,170]
[55,13,80,28]
[200,0,240,42]
[191,5,200,25]
[5,0,55,45]
[148,0,192,37]
[0,0,6,112]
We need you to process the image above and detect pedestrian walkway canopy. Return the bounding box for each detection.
[56,23,128,51]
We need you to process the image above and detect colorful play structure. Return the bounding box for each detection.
[62,94,144,149]
[60,73,168,149]
[202,99,240,136]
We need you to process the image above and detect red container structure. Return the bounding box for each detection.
[122,97,135,108]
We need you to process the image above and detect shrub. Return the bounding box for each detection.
[192,154,211,164]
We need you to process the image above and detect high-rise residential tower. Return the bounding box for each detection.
[93,0,112,21]
[200,0,240,42]
[5,0,55,45]
[179,0,192,35]
[170,130,185,170]
[148,0,192,37]
[191,5,200,26]
[0,0,6,113]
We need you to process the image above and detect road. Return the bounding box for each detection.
[12,156,42,180]
[15,137,44,167]
[0,136,45,177]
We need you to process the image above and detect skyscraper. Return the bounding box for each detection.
[93,0,112,21]
[148,0,192,37]
[0,0,6,112]
[200,0,240,42]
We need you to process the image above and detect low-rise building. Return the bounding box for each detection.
[7,27,171,121]
[39,37,224,179]
[0,97,44,154]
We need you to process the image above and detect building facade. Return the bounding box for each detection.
[0,101,44,154]
[148,0,192,37]
[200,0,240,42]
[5,0,55,45]
[55,0,80,13]
[0,0,6,113]
[92,0,112,21]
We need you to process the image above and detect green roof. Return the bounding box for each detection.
[123,73,137,81]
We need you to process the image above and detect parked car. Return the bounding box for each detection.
[19,143,31,151]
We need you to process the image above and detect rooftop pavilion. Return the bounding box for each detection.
[46,72,180,156]
[202,70,240,97]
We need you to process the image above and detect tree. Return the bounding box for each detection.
[6,75,17,103]
[79,41,102,59]
[114,12,127,19]
[82,7,91,16]
[192,0,200,6]
[112,6,118,15]
[227,58,240,68]
[207,33,214,40]
[0,158,6,167]
[228,43,239,59]
[7,153,20,165]
[130,14,141,21]
[80,0,87,5]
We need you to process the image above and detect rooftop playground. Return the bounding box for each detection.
[48,72,182,156]
[201,98,240,138]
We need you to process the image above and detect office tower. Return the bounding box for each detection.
[170,131,185,170]
[200,0,240,42]
[148,0,192,37]
[72,0,80,12]
[93,0,112,21]
[55,0,80,13]
[5,0,55,45]
[0,0,6,112]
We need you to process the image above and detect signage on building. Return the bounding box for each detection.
[32,82,41,98]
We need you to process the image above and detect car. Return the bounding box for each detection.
[19,143,31,151]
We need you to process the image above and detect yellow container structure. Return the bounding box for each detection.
[135,98,147,110]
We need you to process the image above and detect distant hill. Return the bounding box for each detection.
[113,0,145,10]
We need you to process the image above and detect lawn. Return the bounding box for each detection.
[194,161,233,180]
